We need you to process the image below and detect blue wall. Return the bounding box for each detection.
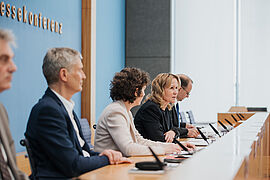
[0,0,81,152]
[96,0,125,121]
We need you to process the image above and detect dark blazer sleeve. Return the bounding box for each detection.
[171,106,188,137]
[27,104,109,178]
[180,122,186,128]
[134,102,167,142]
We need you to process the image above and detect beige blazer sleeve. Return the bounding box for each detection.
[105,108,166,156]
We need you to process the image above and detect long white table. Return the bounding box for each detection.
[79,112,270,180]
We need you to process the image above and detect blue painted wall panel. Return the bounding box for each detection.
[0,0,81,152]
[96,0,125,122]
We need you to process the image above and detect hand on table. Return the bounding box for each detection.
[100,149,132,164]
[186,123,195,129]
[187,128,199,137]
[164,130,176,143]
[182,142,196,151]
[164,143,181,154]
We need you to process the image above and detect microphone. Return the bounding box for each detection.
[196,127,209,144]
[209,123,221,137]
[135,147,165,170]
[238,113,245,119]
[218,120,229,132]
[236,113,243,120]
[224,118,234,126]
[231,114,238,123]
[173,138,193,155]
[148,147,164,168]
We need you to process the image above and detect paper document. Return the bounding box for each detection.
[187,138,208,146]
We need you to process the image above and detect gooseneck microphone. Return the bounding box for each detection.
[196,127,209,144]
[173,138,190,152]
[135,147,165,170]
[238,113,245,119]
[231,114,238,123]
[224,118,234,126]
[218,120,229,132]
[209,123,221,137]
[236,113,243,120]
[148,147,164,168]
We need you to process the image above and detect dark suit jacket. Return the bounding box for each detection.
[25,88,109,179]
[0,103,28,180]
[134,100,180,142]
[171,105,189,137]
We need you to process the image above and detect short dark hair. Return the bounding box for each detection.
[178,74,193,88]
[110,67,150,103]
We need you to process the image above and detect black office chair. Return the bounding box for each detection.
[20,138,36,179]
[79,118,94,149]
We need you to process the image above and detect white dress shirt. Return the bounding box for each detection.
[51,89,90,157]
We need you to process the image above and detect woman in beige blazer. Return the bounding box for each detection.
[94,67,194,156]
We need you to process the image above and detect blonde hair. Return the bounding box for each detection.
[147,73,180,110]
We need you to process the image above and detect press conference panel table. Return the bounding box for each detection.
[78,156,167,180]
[78,112,270,180]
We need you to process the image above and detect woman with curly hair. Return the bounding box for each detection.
[94,67,182,156]
[134,73,195,144]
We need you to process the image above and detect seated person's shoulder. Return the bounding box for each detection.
[30,96,64,119]
[104,101,125,113]
[100,101,128,119]
[34,96,57,107]
[135,100,162,122]
[139,100,160,113]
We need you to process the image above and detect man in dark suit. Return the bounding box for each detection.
[0,29,28,179]
[171,74,199,138]
[25,48,131,179]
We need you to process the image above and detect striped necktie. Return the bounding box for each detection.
[0,147,12,180]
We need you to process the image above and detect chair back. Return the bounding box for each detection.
[79,118,93,149]
[186,110,196,124]
[20,138,36,178]
[179,111,187,123]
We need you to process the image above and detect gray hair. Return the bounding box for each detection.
[0,29,16,47]
[42,47,82,85]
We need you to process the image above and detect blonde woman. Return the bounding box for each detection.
[134,73,189,143]
[94,68,184,156]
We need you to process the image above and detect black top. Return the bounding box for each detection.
[134,100,182,142]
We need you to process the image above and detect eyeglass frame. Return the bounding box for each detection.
[181,86,190,96]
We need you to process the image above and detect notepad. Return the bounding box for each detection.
[187,138,209,146]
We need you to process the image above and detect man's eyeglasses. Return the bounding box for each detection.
[182,87,190,96]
